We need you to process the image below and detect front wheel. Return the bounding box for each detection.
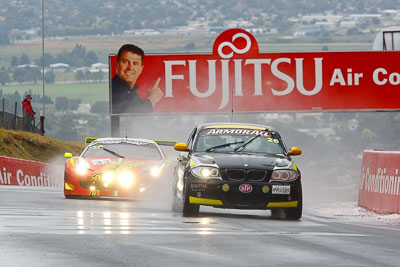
[182,180,199,216]
[270,185,303,220]
[284,185,303,220]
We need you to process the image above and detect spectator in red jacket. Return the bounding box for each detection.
[22,95,36,131]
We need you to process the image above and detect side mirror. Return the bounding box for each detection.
[288,147,302,156]
[174,143,189,152]
[64,152,73,159]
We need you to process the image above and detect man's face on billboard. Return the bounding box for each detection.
[116,51,144,88]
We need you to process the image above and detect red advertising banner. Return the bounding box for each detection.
[0,156,62,187]
[358,150,400,214]
[109,28,400,115]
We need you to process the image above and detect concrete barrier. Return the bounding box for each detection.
[0,156,63,188]
[358,150,400,214]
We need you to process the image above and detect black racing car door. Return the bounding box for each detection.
[178,127,196,168]
[175,127,197,191]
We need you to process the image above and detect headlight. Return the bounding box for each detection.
[76,159,90,175]
[271,169,298,181]
[119,171,134,188]
[150,167,161,177]
[103,172,114,183]
[191,166,221,179]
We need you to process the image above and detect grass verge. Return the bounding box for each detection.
[0,128,85,163]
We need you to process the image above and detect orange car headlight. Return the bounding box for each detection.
[75,159,90,175]
[103,171,114,184]
[118,171,134,188]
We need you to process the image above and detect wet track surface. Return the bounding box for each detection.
[0,186,399,267]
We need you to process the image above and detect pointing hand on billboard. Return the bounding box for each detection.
[148,77,163,107]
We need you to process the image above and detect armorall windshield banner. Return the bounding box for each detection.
[109,28,400,115]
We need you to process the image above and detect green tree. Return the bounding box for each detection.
[84,71,92,81]
[41,95,53,104]
[75,70,85,82]
[56,51,71,65]
[55,97,69,111]
[92,71,104,82]
[13,68,29,84]
[37,53,56,67]
[71,44,87,67]
[69,99,81,110]
[10,56,19,67]
[26,67,42,84]
[85,51,98,66]
[0,70,11,85]
[20,53,30,65]
[372,17,380,25]
[44,71,55,84]
[90,101,108,115]
[3,91,21,113]
[347,28,361,35]
[23,89,34,99]
[0,27,10,45]
[51,115,79,141]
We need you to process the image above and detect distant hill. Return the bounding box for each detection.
[0,128,85,163]
[1,0,397,44]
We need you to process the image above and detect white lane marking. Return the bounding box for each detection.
[0,224,369,236]
[0,185,61,193]
[0,205,368,236]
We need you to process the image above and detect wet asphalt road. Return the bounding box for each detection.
[0,186,399,267]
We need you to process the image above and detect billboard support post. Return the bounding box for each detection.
[111,115,120,137]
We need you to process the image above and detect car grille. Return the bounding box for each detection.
[224,169,269,182]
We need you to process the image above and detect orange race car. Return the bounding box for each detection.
[64,137,174,198]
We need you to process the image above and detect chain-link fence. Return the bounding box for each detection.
[0,99,43,134]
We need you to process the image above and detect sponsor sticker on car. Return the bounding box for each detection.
[91,159,112,165]
[239,184,253,193]
[272,185,290,194]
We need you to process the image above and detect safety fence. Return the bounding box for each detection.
[358,150,400,214]
[0,99,44,134]
[0,156,62,188]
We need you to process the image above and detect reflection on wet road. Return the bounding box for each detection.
[0,187,398,267]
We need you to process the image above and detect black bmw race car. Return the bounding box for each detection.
[172,123,303,220]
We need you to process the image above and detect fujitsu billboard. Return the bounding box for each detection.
[109,28,400,115]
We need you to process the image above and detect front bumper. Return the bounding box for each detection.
[186,177,301,210]
[64,173,149,198]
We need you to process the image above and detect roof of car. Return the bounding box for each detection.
[89,137,157,145]
[197,122,277,132]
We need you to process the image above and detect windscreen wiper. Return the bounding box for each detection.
[102,147,125,158]
[234,135,261,152]
[205,141,244,152]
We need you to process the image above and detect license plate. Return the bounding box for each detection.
[272,185,290,194]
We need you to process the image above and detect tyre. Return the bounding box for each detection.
[182,179,199,216]
[284,185,303,220]
[270,208,284,218]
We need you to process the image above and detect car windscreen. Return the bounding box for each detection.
[82,142,163,160]
[194,128,285,155]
